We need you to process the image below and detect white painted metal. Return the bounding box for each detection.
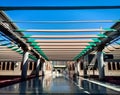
[24,29,107,32]
[97,52,105,80]
[21,51,29,79]
[29,35,98,38]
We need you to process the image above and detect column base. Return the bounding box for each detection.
[99,77,105,81]
[84,75,88,78]
[42,71,45,76]
[21,77,27,81]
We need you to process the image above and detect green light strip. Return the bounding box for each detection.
[0,40,6,42]
[104,28,116,32]
[0,42,24,55]
[30,43,38,46]
[73,34,105,61]
[29,55,37,61]
[8,45,14,48]
[15,29,25,32]
[73,39,102,60]
[22,35,31,38]
[97,34,108,38]
[7,45,23,54]
[0,43,11,46]
[28,38,49,61]
[92,38,101,43]
[27,39,35,43]
[16,28,116,61]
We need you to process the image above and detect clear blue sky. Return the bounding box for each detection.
[0,0,120,35]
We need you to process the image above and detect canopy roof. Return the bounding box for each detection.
[0,0,120,61]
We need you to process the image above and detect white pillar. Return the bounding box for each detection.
[42,62,46,75]
[83,55,88,77]
[77,61,80,75]
[74,63,77,74]
[21,51,29,80]
[43,62,46,72]
[36,58,40,76]
[97,51,105,80]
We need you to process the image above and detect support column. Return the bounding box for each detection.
[40,58,45,76]
[21,51,29,80]
[74,62,77,75]
[43,62,46,73]
[77,61,80,76]
[97,51,105,80]
[36,58,41,77]
[83,55,88,77]
[41,62,46,76]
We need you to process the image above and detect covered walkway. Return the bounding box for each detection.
[0,75,120,95]
[0,0,120,94]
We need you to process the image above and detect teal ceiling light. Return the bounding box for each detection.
[92,38,101,43]
[0,42,23,53]
[21,35,31,38]
[89,42,96,47]
[28,39,49,61]
[33,45,40,49]
[29,55,37,61]
[73,49,87,61]
[8,45,14,48]
[73,44,94,61]
[73,52,82,61]
[104,28,117,32]
[0,43,11,46]
[97,34,108,38]
[15,50,23,54]
[15,29,25,32]
[30,43,38,46]
[11,47,19,51]
[0,39,6,42]
[6,44,23,54]
[27,39,36,43]
[86,45,92,49]
[20,33,49,60]
[74,33,108,61]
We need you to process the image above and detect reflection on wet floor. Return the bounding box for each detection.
[73,76,120,95]
[0,74,119,95]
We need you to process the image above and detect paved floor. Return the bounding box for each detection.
[0,74,119,95]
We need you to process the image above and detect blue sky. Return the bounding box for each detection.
[0,0,120,35]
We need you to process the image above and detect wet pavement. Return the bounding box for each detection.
[0,74,119,95]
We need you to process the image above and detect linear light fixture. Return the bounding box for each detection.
[15,28,116,32]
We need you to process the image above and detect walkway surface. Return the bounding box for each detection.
[0,74,119,95]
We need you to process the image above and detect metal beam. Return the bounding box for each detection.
[29,39,93,43]
[37,45,88,47]
[17,29,112,32]
[43,51,81,52]
[44,50,82,53]
[34,43,89,46]
[38,46,86,49]
[41,49,84,51]
[23,35,99,38]
[45,54,79,55]
[1,6,120,11]
[0,11,44,60]
[75,22,120,60]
